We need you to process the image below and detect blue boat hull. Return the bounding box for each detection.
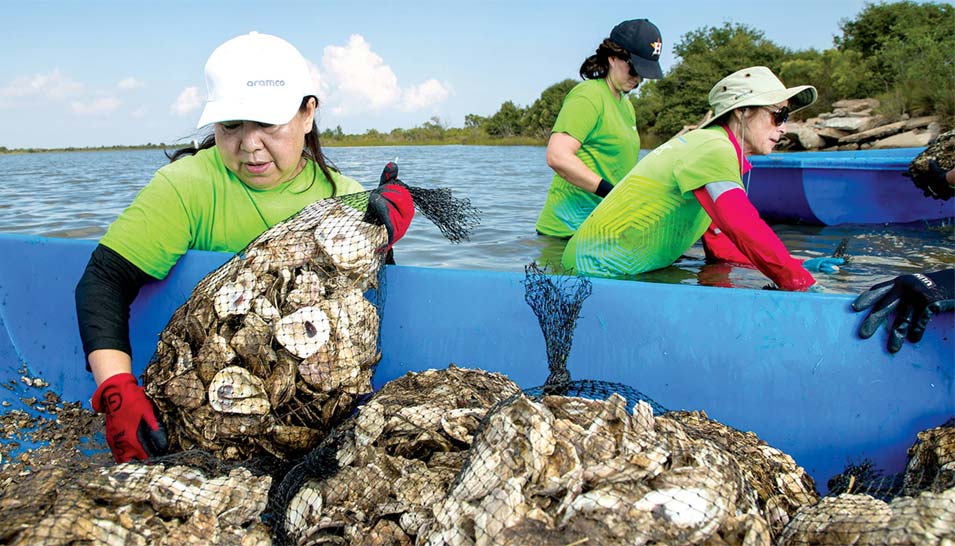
[1,233,951,492]
[748,148,955,225]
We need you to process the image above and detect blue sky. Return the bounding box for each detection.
[2,0,880,149]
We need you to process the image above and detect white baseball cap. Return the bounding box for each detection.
[196,32,317,128]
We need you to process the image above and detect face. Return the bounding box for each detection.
[606,56,643,95]
[740,100,789,155]
[214,98,316,190]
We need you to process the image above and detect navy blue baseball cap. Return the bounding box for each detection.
[609,19,664,79]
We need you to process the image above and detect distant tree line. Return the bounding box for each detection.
[466,0,953,145]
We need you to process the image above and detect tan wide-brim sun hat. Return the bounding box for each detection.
[699,66,817,129]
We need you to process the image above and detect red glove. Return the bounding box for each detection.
[366,162,415,252]
[91,373,168,463]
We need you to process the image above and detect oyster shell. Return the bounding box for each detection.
[212,269,258,319]
[274,306,331,359]
[208,366,270,415]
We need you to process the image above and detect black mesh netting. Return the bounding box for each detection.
[142,185,478,462]
[521,262,668,415]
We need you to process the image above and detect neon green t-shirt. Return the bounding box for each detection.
[100,146,365,279]
[562,126,743,277]
[535,79,640,239]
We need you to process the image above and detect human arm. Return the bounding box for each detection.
[75,244,168,461]
[702,224,753,265]
[692,183,817,291]
[546,132,615,197]
[852,269,954,353]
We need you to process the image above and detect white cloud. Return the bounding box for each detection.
[306,60,328,101]
[171,86,202,115]
[71,96,121,115]
[402,79,452,111]
[117,77,143,90]
[321,34,401,115]
[130,106,149,119]
[0,69,84,100]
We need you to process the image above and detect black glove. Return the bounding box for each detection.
[909,159,954,201]
[852,269,954,353]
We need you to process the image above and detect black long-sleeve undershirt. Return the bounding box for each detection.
[75,244,156,370]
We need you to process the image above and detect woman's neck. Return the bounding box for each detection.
[724,118,751,156]
[603,76,621,100]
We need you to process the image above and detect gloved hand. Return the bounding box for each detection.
[910,159,955,201]
[803,257,844,273]
[365,162,415,252]
[92,372,168,462]
[852,269,955,353]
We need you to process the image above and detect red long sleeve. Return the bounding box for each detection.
[702,224,752,265]
[694,186,815,291]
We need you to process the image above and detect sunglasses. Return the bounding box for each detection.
[623,57,641,79]
[763,106,790,126]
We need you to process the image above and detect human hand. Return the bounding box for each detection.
[852,269,955,353]
[366,162,415,251]
[910,159,955,200]
[803,257,844,273]
[91,372,168,462]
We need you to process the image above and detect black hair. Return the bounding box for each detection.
[579,39,630,80]
[166,96,341,195]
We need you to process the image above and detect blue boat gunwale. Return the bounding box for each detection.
[749,147,923,170]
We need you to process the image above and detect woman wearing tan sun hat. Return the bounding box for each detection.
[563,66,844,290]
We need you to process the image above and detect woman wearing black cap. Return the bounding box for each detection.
[535,19,664,239]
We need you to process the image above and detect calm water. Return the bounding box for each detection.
[1,146,952,294]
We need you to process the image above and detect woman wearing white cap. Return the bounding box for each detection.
[562,66,843,290]
[535,19,664,239]
[74,32,414,463]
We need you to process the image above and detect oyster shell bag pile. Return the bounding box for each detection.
[778,418,955,546]
[410,265,817,545]
[143,170,480,461]
[271,365,522,545]
[0,450,276,545]
[424,392,816,546]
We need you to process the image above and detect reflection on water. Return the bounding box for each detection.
[1,146,952,294]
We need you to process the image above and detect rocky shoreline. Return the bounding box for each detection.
[679,98,944,152]
[781,98,941,152]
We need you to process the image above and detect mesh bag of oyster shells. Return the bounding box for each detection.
[908,128,954,200]
[142,182,480,462]
[777,418,955,546]
[1,449,278,545]
[425,391,826,545]
[521,262,668,415]
[270,365,522,546]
